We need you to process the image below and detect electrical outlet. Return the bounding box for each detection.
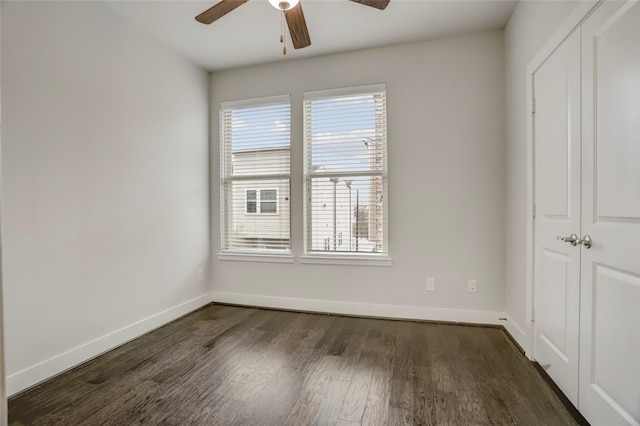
[426,277,435,292]
[468,279,477,293]
[198,269,204,282]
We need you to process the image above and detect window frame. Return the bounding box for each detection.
[219,94,292,258]
[302,83,390,263]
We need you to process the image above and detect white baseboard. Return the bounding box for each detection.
[211,291,505,326]
[503,314,532,357]
[7,293,212,397]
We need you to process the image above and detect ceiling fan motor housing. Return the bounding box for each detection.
[268,0,299,11]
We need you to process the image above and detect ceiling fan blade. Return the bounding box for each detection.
[195,0,249,24]
[285,3,311,49]
[350,0,390,10]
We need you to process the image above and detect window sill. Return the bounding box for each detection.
[217,253,295,264]
[299,255,392,267]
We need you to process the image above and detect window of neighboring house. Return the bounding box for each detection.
[220,95,291,253]
[245,189,278,214]
[260,189,278,213]
[246,190,257,214]
[303,84,388,256]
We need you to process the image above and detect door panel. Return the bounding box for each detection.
[541,81,571,218]
[580,1,640,424]
[540,250,570,359]
[533,28,582,405]
[593,0,640,221]
[591,265,640,422]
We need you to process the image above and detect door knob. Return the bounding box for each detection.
[556,233,579,246]
[578,235,592,249]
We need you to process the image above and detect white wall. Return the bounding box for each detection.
[504,1,581,353]
[210,32,506,323]
[1,1,210,395]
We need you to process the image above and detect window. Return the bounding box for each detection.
[220,95,290,253]
[260,189,278,214]
[246,190,257,213]
[303,84,388,256]
[245,189,278,214]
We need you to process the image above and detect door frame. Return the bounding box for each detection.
[515,0,601,358]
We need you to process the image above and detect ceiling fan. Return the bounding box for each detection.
[195,0,391,52]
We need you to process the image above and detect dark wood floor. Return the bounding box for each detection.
[9,304,577,425]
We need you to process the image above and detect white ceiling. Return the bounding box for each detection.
[106,0,517,71]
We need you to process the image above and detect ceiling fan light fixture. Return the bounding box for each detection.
[268,0,300,11]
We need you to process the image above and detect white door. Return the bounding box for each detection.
[579,1,640,424]
[533,28,582,405]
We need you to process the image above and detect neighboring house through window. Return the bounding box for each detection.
[303,84,388,256]
[220,95,291,253]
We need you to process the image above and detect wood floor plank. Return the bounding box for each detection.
[336,420,362,426]
[244,365,310,425]
[439,325,489,425]
[280,314,343,411]
[298,354,340,396]
[387,321,413,425]
[311,378,350,425]
[333,318,371,382]
[338,319,388,423]
[205,398,248,425]
[411,323,437,426]
[9,305,581,426]
[77,379,161,426]
[412,365,437,426]
[457,327,523,425]
[171,391,230,425]
[239,316,337,425]
[327,316,358,356]
[431,357,462,425]
[337,361,374,422]
[361,320,396,426]
[388,406,411,426]
[283,385,324,426]
[425,325,462,425]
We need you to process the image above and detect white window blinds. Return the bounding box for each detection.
[303,84,388,255]
[220,95,291,253]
